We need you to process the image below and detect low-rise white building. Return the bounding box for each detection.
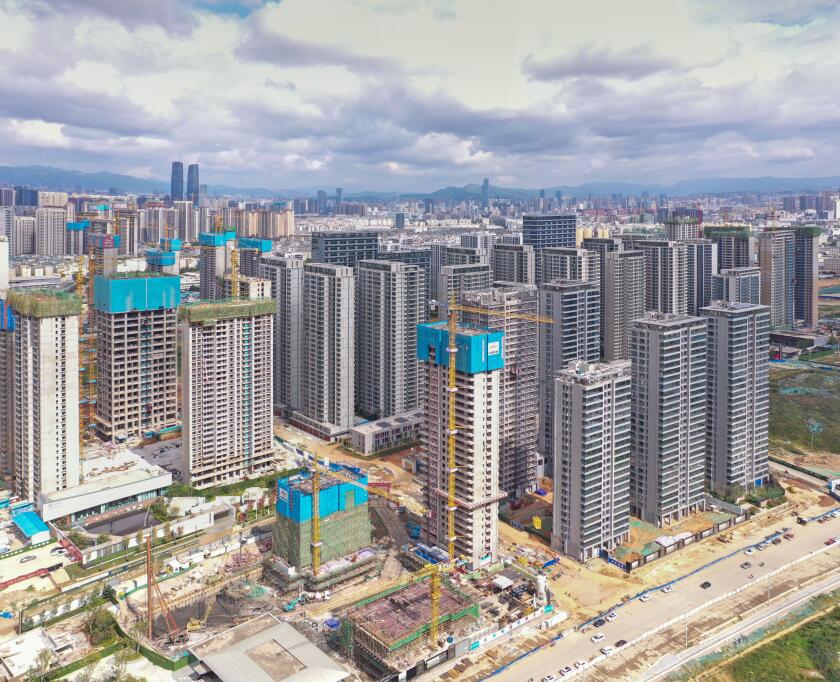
[350,409,423,455]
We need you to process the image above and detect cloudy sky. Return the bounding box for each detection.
[1,0,839,191]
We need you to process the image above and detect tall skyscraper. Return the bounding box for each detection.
[758,230,795,328]
[603,250,645,361]
[551,360,632,561]
[93,274,179,442]
[794,227,820,325]
[186,163,200,204]
[631,239,688,315]
[685,239,718,315]
[702,301,770,495]
[293,263,355,440]
[260,256,304,415]
[35,207,67,256]
[355,260,425,419]
[198,231,235,300]
[335,187,343,208]
[523,213,577,282]
[310,231,379,268]
[711,267,761,304]
[181,298,275,489]
[540,247,599,285]
[8,290,82,499]
[461,285,540,499]
[418,321,504,568]
[538,280,600,476]
[630,312,707,526]
[0,206,12,243]
[170,161,184,202]
[491,244,535,285]
[481,177,490,208]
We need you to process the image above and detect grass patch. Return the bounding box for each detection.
[769,367,840,453]
[166,467,303,500]
[726,607,840,682]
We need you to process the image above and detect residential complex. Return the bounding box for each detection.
[603,250,645,361]
[631,239,688,315]
[310,230,379,268]
[540,247,600,285]
[491,243,535,285]
[711,267,761,305]
[758,229,795,328]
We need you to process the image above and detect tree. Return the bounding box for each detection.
[25,649,53,682]
[129,618,147,653]
[110,647,130,682]
[134,530,143,549]
[96,533,110,545]
[87,607,117,646]
[74,661,98,682]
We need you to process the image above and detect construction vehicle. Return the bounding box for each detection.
[186,595,215,631]
[283,596,304,612]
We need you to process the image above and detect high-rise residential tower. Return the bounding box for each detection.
[491,244,536,285]
[8,290,82,499]
[685,239,718,315]
[758,230,795,328]
[794,227,820,326]
[93,274,180,442]
[260,256,304,415]
[437,263,492,306]
[0,299,13,478]
[35,207,67,256]
[631,238,688,315]
[630,312,707,526]
[293,263,355,441]
[702,301,770,495]
[706,227,754,271]
[523,213,578,282]
[603,250,645,361]
[310,231,379,268]
[418,322,504,568]
[355,260,425,419]
[170,161,184,202]
[181,298,275,489]
[711,267,761,304]
[198,231,235,300]
[551,360,632,561]
[540,247,600,286]
[538,280,600,476]
[461,285,540,499]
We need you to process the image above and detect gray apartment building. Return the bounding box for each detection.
[603,250,645,361]
[492,244,535,285]
[310,230,380,268]
[711,267,761,305]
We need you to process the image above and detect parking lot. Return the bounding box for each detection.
[135,439,184,480]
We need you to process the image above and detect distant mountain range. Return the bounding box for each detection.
[1,164,839,200]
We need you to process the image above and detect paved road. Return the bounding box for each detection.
[644,570,840,680]
[493,510,840,681]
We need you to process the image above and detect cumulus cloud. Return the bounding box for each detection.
[1,0,840,191]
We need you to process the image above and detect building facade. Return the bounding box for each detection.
[630,312,707,526]
[711,267,761,305]
[491,244,535,285]
[794,227,820,326]
[540,247,600,286]
[310,231,379,268]
[551,360,632,561]
[758,230,795,328]
[181,299,275,489]
[630,239,688,315]
[685,239,718,315]
[94,274,180,442]
[603,250,645,361]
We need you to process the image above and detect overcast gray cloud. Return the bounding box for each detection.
[1,0,840,191]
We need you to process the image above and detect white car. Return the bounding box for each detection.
[600,646,615,656]
[661,585,675,593]
[744,548,754,556]
[575,661,587,669]
[605,612,617,622]
[639,594,651,602]
[591,633,605,643]
[559,666,573,676]
[541,676,557,682]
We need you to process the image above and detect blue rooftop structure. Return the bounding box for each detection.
[238,237,272,253]
[160,238,182,252]
[13,511,49,539]
[276,465,368,523]
[417,322,504,374]
[0,299,14,332]
[199,231,236,247]
[93,274,181,313]
[145,249,177,266]
[66,219,90,231]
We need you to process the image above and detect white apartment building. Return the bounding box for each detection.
[540,247,600,286]
[35,207,67,256]
[702,301,770,495]
[711,267,761,305]
[181,298,275,489]
[630,239,688,315]
[552,360,632,561]
[630,312,707,526]
[603,250,645,362]
[8,290,82,499]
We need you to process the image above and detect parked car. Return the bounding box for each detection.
[700,581,712,589]
[740,561,751,569]
[661,585,675,593]
[600,646,615,656]
[19,554,36,563]
[591,633,605,643]
[826,538,836,546]
[615,639,627,648]
[541,676,556,682]
[559,666,573,676]
[783,533,794,540]
[744,548,754,555]
[593,618,605,627]
[771,537,782,545]
[575,661,587,669]
[640,594,651,602]
[605,612,617,622]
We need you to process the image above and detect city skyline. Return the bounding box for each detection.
[2,1,840,190]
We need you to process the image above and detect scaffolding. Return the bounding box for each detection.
[179,298,275,324]
[6,290,82,318]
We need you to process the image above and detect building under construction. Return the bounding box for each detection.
[343,579,478,676]
[270,465,373,587]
